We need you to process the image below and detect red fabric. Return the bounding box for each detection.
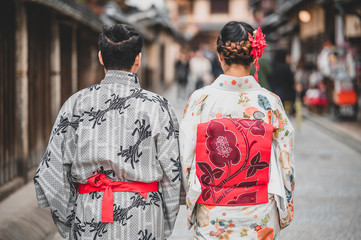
[334,90,357,105]
[305,97,328,106]
[196,118,273,206]
[78,173,158,222]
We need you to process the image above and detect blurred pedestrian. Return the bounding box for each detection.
[180,21,295,239]
[250,56,272,90]
[269,49,296,115]
[187,50,213,96]
[294,55,310,100]
[201,44,224,80]
[34,24,182,240]
[175,51,189,100]
[317,41,335,111]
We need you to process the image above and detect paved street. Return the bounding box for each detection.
[281,118,361,240]
[168,86,361,240]
[30,85,361,240]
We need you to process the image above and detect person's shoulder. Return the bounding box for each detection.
[189,85,211,100]
[63,87,89,106]
[139,88,173,108]
[259,88,282,105]
[183,86,210,116]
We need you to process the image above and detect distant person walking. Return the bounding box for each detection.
[250,56,272,90]
[180,21,295,239]
[34,24,182,240]
[187,50,213,96]
[269,49,296,115]
[175,52,189,100]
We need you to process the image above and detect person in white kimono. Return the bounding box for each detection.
[180,21,295,239]
[34,24,182,240]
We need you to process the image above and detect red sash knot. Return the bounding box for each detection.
[78,173,158,223]
[196,118,273,206]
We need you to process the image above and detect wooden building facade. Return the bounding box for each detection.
[0,0,103,200]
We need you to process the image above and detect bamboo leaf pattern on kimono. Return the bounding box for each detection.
[117,119,151,169]
[170,157,181,182]
[51,210,61,224]
[89,191,101,199]
[51,114,84,141]
[152,96,179,139]
[138,230,156,240]
[113,194,152,226]
[92,166,116,178]
[72,217,86,240]
[148,192,161,207]
[40,150,51,168]
[67,170,77,198]
[33,168,40,183]
[87,218,108,240]
[65,207,76,227]
[88,84,101,91]
[85,89,152,129]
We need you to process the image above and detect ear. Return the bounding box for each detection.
[134,53,142,68]
[98,51,104,65]
[217,52,223,63]
[130,53,142,73]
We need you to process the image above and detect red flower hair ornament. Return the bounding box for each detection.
[248,27,267,82]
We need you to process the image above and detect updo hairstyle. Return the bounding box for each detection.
[216,21,254,66]
[98,24,143,70]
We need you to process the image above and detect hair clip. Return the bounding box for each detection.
[248,27,267,82]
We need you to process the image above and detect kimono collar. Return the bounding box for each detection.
[211,74,261,91]
[101,70,140,88]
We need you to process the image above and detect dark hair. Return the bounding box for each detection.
[216,21,254,66]
[98,24,143,70]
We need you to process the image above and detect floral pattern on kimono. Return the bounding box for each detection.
[180,74,295,239]
[34,70,182,240]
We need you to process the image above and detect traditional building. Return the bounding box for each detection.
[250,0,361,67]
[0,0,104,200]
[250,0,361,119]
[0,0,185,200]
[171,0,255,50]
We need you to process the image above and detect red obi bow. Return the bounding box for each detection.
[196,118,273,206]
[78,173,158,222]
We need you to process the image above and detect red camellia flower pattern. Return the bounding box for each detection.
[248,27,267,82]
[206,121,240,168]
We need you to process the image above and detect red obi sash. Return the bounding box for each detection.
[78,173,158,222]
[196,118,273,206]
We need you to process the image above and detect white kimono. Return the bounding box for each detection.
[34,70,182,240]
[180,74,295,239]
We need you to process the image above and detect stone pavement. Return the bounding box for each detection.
[281,114,361,239]
[0,182,56,240]
[1,83,361,240]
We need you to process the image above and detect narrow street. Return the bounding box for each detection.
[281,118,361,240]
[168,86,361,240]
[47,86,361,240]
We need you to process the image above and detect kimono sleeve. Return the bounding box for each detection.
[155,102,181,239]
[271,98,295,229]
[179,91,204,228]
[33,96,80,238]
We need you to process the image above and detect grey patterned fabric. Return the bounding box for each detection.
[34,70,182,240]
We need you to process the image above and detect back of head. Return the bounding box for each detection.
[216,21,255,66]
[98,24,143,70]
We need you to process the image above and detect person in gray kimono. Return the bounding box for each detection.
[34,24,182,240]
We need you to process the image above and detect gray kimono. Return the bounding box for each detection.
[34,70,181,239]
